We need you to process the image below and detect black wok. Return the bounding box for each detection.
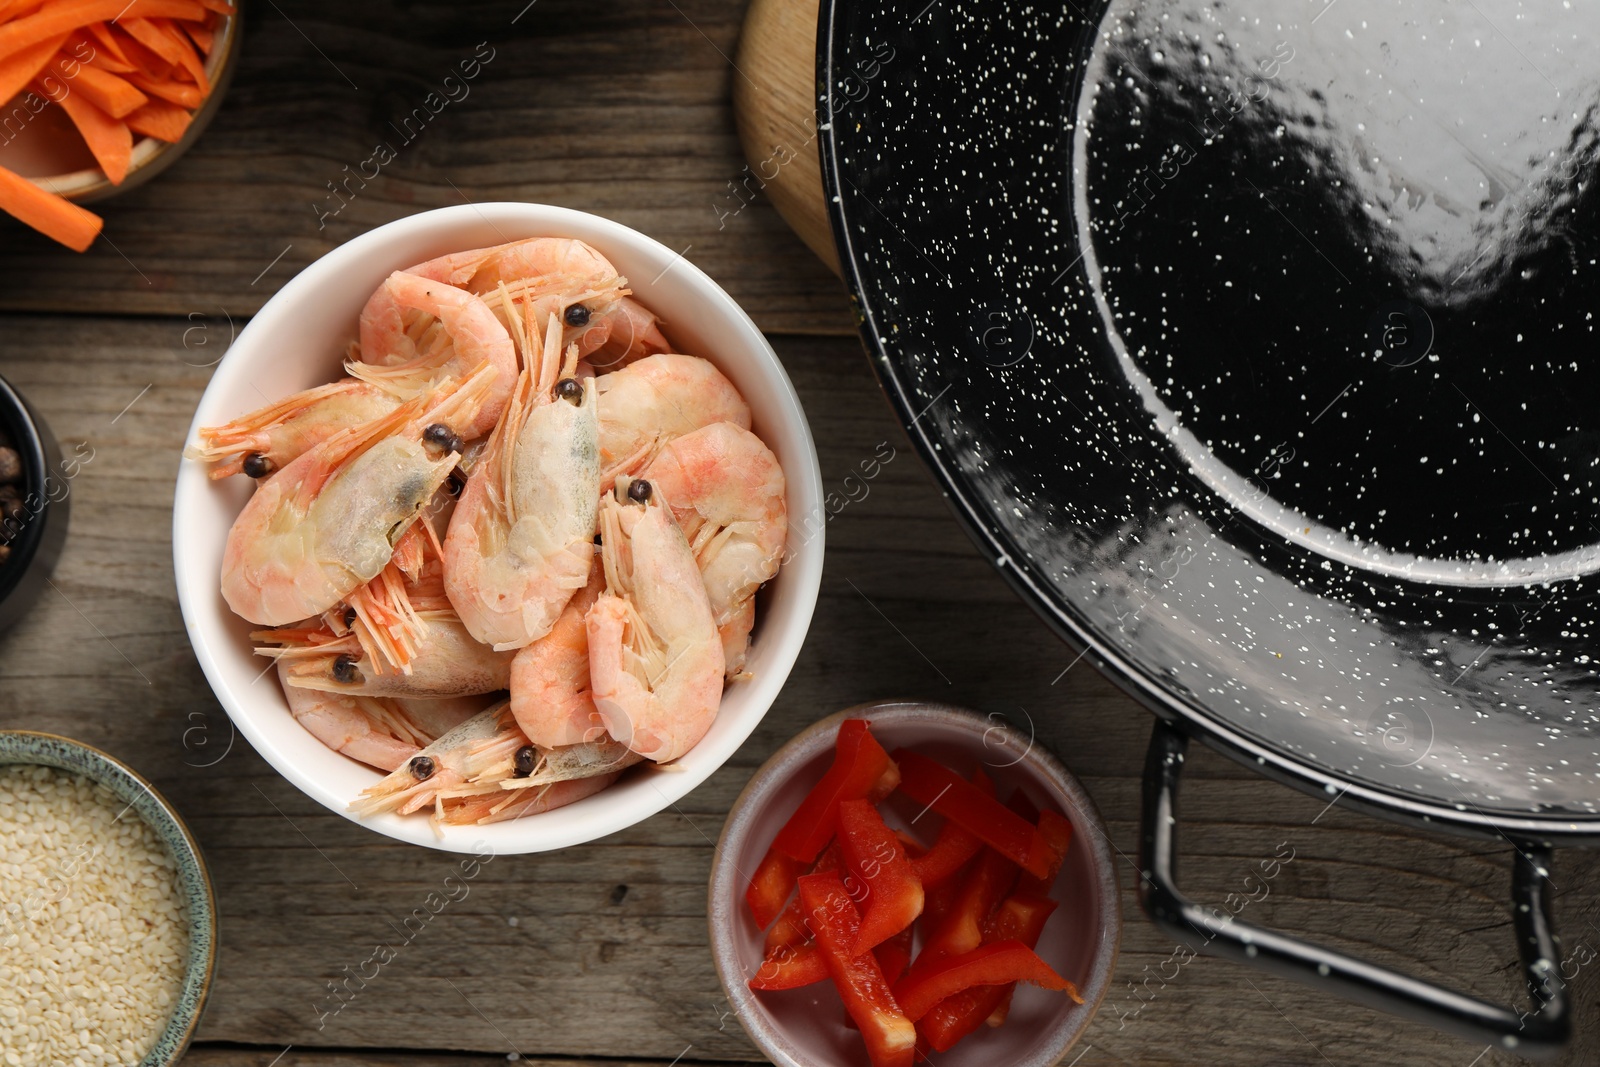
[818,0,1598,1053]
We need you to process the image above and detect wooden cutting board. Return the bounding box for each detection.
[732,0,841,275]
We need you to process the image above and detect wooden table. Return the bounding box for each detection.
[1,1,1597,1064]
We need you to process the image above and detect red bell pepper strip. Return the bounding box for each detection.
[909,768,992,886]
[876,925,915,986]
[839,798,925,953]
[918,894,1060,1049]
[764,842,841,953]
[921,871,963,932]
[918,843,1018,963]
[894,940,1080,1022]
[745,845,801,930]
[773,719,897,863]
[749,942,829,991]
[797,872,917,1067]
[896,829,927,857]
[1015,809,1073,897]
[892,750,1053,878]
[910,812,984,886]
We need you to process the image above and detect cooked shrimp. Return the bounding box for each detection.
[220,365,495,626]
[366,237,671,369]
[595,353,751,485]
[395,695,495,739]
[586,484,724,762]
[276,612,513,697]
[350,703,640,831]
[188,380,400,480]
[318,523,433,674]
[639,422,786,677]
[509,566,605,748]
[350,271,518,440]
[583,294,672,371]
[443,316,600,650]
[279,661,427,772]
[445,773,620,825]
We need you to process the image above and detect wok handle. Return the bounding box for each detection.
[1139,717,1569,1058]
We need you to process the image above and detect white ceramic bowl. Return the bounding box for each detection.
[172,203,824,853]
[709,702,1121,1067]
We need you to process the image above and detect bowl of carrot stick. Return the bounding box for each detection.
[0,0,239,252]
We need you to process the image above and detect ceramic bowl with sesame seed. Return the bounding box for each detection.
[0,731,217,1067]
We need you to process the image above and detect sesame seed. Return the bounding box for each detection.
[0,765,189,1065]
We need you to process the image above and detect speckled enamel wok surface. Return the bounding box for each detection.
[818,0,1597,1054]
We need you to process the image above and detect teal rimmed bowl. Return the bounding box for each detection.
[0,731,217,1066]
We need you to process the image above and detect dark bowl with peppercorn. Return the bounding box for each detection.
[0,373,70,633]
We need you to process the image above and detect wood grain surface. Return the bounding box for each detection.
[0,0,854,335]
[0,316,1595,1067]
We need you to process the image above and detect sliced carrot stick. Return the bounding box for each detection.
[0,163,102,251]
[0,0,49,21]
[106,25,171,78]
[0,32,66,106]
[35,76,131,182]
[49,57,147,117]
[123,94,186,141]
[85,47,138,74]
[63,28,117,64]
[124,68,197,107]
[0,0,209,64]
[76,30,138,73]
[85,20,134,64]
[194,0,234,13]
[181,19,211,55]
[153,16,206,90]
[121,17,203,92]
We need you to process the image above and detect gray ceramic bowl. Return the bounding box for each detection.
[0,731,217,1066]
[709,701,1121,1067]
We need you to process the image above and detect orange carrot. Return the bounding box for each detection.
[121,17,203,92]
[181,18,210,55]
[0,32,66,105]
[0,0,209,63]
[35,75,131,182]
[85,20,135,64]
[154,16,205,88]
[123,94,186,141]
[76,29,137,72]
[0,163,102,250]
[106,25,171,78]
[0,0,49,21]
[64,28,115,62]
[124,67,196,107]
[84,46,137,74]
[49,55,147,117]
[193,0,233,13]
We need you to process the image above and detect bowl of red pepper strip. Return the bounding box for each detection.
[709,700,1121,1067]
